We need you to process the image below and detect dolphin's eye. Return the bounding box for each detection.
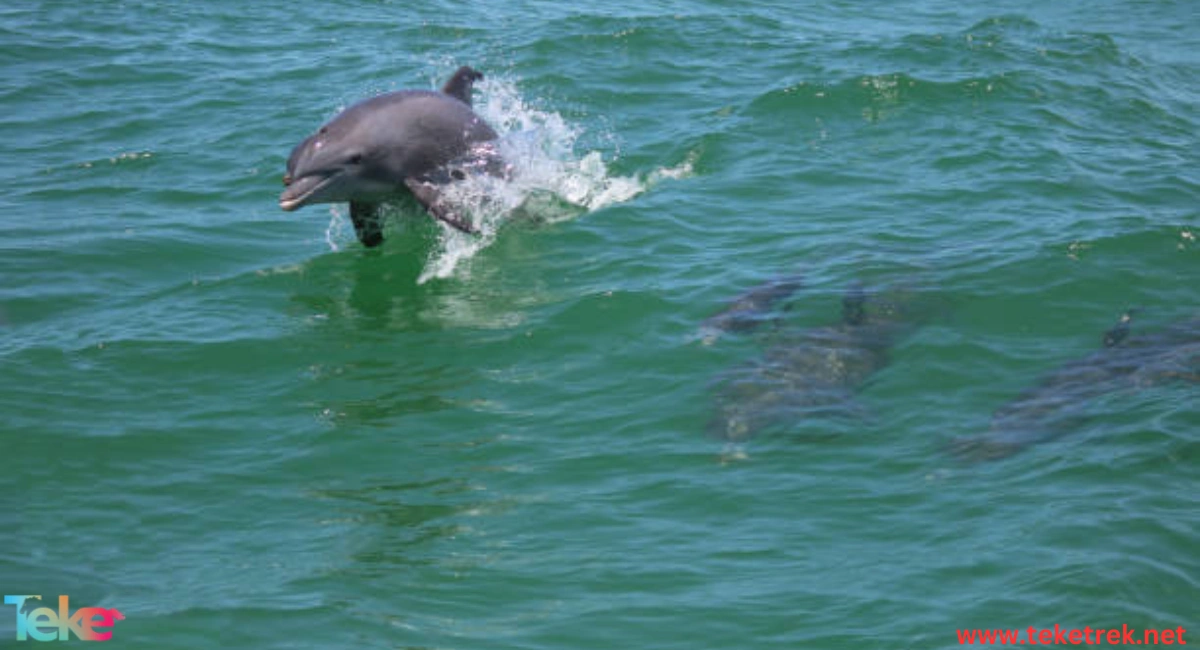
[349,153,363,165]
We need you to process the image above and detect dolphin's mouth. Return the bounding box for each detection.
[279,173,335,211]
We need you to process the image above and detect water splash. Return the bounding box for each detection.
[421,76,691,282]
[323,205,347,252]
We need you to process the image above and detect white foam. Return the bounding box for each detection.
[323,205,346,252]
[415,77,693,283]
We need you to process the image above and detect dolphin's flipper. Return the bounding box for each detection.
[349,201,385,248]
[403,177,479,234]
[441,66,484,106]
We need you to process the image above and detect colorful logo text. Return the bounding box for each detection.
[3,595,124,642]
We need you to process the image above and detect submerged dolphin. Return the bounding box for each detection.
[708,284,941,441]
[280,66,503,247]
[696,273,805,345]
[949,312,1200,461]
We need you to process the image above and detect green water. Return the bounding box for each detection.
[1,1,1196,648]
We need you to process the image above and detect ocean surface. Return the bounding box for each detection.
[1,1,1197,648]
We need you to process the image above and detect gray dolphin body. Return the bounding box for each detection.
[697,273,805,345]
[708,285,940,441]
[280,66,502,247]
[949,312,1200,461]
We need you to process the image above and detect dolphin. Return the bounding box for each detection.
[708,284,942,441]
[280,66,503,247]
[696,273,805,345]
[948,311,1200,461]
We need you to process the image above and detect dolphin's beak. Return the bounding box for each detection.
[279,173,332,211]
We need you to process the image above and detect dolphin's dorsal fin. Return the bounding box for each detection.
[441,66,484,106]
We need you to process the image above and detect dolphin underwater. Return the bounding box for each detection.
[707,284,942,441]
[948,312,1200,461]
[696,273,805,345]
[280,66,504,247]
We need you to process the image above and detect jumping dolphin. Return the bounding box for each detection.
[708,284,942,441]
[280,66,503,247]
[948,311,1200,461]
